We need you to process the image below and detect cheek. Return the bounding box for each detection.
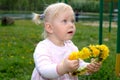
[53,24,63,32]
[74,27,76,32]
[56,28,64,33]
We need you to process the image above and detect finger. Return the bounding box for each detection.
[94,67,99,72]
[94,62,102,68]
[73,61,79,68]
[87,64,94,71]
[87,63,99,72]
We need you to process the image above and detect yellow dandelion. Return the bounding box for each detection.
[69,44,110,76]
[69,51,79,60]
[96,44,109,61]
[80,47,91,59]
[89,45,100,57]
[69,44,109,62]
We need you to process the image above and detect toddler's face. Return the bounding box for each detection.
[51,10,76,41]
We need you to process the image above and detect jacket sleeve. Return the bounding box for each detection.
[33,43,59,79]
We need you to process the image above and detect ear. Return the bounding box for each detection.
[44,22,53,33]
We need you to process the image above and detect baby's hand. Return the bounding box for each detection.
[86,62,102,74]
[57,58,79,75]
[63,58,79,72]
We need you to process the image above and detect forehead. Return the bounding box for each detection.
[57,10,75,18]
[45,3,75,22]
[52,3,74,17]
[58,6,74,14]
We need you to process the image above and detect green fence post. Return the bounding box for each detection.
[115,0,120,77]
[58,0,62,2]
[99,0,104,45]
[64,0,68,3]
[108,0,113,39]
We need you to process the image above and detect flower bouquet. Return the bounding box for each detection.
[69,44,110,75]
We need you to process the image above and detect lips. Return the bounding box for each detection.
[68,31,73,34]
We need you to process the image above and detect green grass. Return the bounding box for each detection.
[0,20,119,80]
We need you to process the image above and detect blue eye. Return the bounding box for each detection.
[63,19,67,23]
[71,19,75,23]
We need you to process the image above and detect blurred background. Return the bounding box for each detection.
[0,0,120,80]
[0,0,118,21]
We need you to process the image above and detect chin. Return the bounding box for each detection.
[65,37,73,41]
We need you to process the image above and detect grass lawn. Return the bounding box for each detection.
[0,20,120,80]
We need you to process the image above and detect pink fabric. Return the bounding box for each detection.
[31,39,81,80]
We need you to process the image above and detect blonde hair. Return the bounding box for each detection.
[44,3,74,22]
[32,3,74,39]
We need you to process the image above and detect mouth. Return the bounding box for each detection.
[68,31,73,34]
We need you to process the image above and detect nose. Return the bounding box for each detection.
[69,21,74,28]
